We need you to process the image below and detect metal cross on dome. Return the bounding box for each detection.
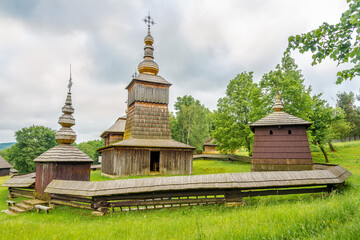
[143,13,155,29]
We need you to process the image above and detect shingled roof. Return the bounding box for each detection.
[1,172,35,188]
[250,111,312,128]
[44,164,351,197]
[0,155,12,169]
[100,116,126,138]
[102,138,195,150]
[34,144,93,163]
[126,74,171,89]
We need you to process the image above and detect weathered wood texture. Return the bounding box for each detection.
[45,164,350,197]
[9,187,34,198]
[35,162,91,200]
[252,126,313,171]
[101,147,193,176]
[123,102,172,140]
[0,168,10,176]
[48,185,335,213]
[128,82,169,106]
[203,145,217,153]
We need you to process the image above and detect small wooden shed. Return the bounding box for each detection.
[34,77,93,200]
[250,94,313,171]
[203,138,218,154]
[99,22,195,177]
[0,155,12,176]
[100,115,126,146]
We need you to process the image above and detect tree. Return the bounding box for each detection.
[310,95,338,162]
[171,95,211,151]
[259,53,314,121]
[213,72,265,154]
[8,125,58,173]
[74,139,104,164]
[287,0,360,83]
[329,108,351,144]
[336,91,360,139]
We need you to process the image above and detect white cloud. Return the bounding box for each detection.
[0,0,359,143]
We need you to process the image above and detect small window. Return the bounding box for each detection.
[270,130,273,135]
[288,129,292,135]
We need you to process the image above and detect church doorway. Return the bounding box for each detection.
[150,151,160,172]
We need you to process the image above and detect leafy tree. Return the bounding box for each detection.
[336,91,360,139]
[259,53,313,121]
[74,139,104,164]
[8,125,58,173]
[329,108,352,144]
[213,72,265,154]
[287,0,360,83]
[309,95,345,162]
[171,95,211,151]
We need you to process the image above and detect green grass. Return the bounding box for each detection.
[0,141,360,239]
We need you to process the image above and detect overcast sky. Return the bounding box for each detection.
[1,0,359,143]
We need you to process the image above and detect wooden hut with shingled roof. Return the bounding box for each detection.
[33,72,93,200]
[0,155,12,176]
[99,15,195,177]
[250,93,313,172]
[100,115,127,146]
[203,138,219,154]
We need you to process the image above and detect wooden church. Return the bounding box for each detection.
[99,15,195,177]
[250,93,314,171]
[100,115,126,146]
[33,74,93,199]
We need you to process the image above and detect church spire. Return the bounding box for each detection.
[138,13,159,75]
[55,66,77,144]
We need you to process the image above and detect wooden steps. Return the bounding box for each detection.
[1,210,17,216]
[2,199,49,216]
[9,206,27,213]
[16,203,34,211]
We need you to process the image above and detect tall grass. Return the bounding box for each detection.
[0,141,359,239]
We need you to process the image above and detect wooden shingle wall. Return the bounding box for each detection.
[252,126,313,171]
[123,102,172,140]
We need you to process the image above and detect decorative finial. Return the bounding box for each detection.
[68,64,73,93]
[55,70,76,144]
[143,12,155,29]
[138,13,159,75]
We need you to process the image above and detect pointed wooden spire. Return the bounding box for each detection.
[55,67,76,144]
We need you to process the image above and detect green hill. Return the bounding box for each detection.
[0,142,16,151]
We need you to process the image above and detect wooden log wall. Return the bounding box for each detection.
[49,185,335,214]
[128,82,169,106]
[0,168,10,176]
[101,147,193,176]
[9,187,34,198]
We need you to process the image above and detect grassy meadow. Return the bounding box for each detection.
[0,141,359,239]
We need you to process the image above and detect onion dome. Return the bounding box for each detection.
[273,93,284,112]
[55,74,76,144]
[138,28,159,75]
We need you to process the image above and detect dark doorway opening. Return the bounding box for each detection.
[150,151,160,172]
